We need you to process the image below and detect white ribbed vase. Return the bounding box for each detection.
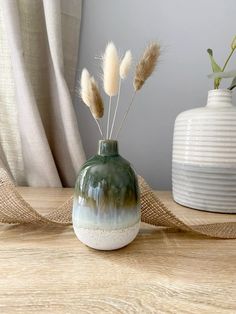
[172,89,236,213]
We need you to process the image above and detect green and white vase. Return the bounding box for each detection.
[73,140,140,250]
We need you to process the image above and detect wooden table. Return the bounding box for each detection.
[0,188,235,313]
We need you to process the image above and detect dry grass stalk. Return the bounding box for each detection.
[109,50,132,138]
[78,41,160,140]
[134,42,160,91]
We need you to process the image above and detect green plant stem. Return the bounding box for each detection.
[222,48,235,71]
[214,80,218,89]
[215,48,235,89]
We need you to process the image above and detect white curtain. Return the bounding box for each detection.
[0,0,85,187]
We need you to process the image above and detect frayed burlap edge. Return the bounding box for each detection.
[0,169,236,238]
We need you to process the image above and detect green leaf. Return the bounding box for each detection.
[207,48,213,56]
[228,77,236,90]
[208,69,236,79]
[207,49,222,73]
[207,49,222,88]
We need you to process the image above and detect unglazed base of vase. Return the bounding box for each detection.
[73,221,140,250]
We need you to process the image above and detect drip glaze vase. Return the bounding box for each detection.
[73,140,140,250]
[172,89,236,213]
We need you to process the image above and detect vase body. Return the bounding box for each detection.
[73,140,140,250]
[172,89,236,213]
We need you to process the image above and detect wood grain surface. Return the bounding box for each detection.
[0,188,235,314]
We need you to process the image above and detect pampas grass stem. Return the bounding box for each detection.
[106,96,112,139]
[115,90,137,139]
[109,78,121,139]
[95,119,104,139]
[109,51,132,139]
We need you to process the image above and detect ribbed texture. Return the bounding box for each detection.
[173,163,236,212]
[207,89,233,107]
[172,89,236,213]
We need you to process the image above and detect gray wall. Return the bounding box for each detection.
[75,0,236,189]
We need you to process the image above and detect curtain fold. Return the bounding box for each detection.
[0,0,85,187]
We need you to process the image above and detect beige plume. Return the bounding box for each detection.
[80,68,92,107]
[120,50,132,79]
[103,42,119,96]
[134,42,160,91]
[89,77,104,119]
[80,69,104,119]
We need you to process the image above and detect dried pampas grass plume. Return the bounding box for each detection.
[120,50,132,79]
[79,42,161,140]
[134,42,160,91]
[80,68,92,107]
[80,69,104,119]
[79,70,104,137]
[103,42,119,96]
[89,77,104,119]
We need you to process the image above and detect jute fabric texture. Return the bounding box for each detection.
[0,169,235,239]
[0,0,85,187]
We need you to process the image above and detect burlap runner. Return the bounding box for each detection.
[0,168,236,238]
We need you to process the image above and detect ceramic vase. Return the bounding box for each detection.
[172,89,236,213]
[73,140,140,250]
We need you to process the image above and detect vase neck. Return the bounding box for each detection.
[98,140,119,156]
[206,89,233,108]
